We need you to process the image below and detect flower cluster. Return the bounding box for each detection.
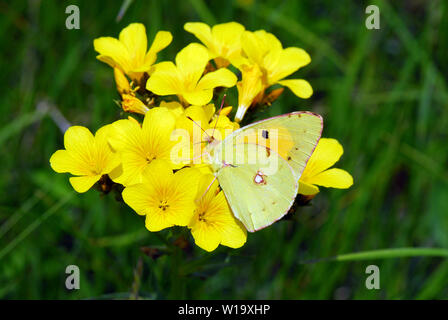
[50,22,353,252]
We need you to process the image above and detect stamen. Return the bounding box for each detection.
[158,200,169,211]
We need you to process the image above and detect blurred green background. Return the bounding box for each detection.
[1,0,448,299]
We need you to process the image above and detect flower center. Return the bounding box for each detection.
[198,211,207,222]
[146,154,156,163]
[158,200,169,211]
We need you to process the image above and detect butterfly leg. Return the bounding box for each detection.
[196,175,218,203]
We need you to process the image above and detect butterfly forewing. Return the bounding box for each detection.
[223,112,323,181]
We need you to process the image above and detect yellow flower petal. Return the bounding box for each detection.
[108,163,123,182]
[191,164,214,175]
[111,151,145,186]
[220,106,232,117]
[148,31,173,56]
[50,150,89,176]
[196,68,237,90]
[191,224,221,252]
[184,22,214,51]
[175,43,210,85]
[146,61,180,95]
[142,107,176,147]
[143,31,173,69]
[114,68,131,94]
[141,161,176,197]
[267,47,311,84]
[203,103,216,120]
[159,101,185,119]
[241,31,265,66]
[122,182,155,216]
[302,138,344,178]
[69,175,101,193]
[182,105,210,130]
[182,89,214,106]
[118,23,147,67]
[306,168,353,189]
[142,178,179,229]
[94,37,131,73]
[297,180,320,195]
[220,222,247,249]
[218,198,247,248]
[235,64,264,122]
[145,212,175,232]
[254,30,283,51]
[241,30,282,66]
[108,118,144,153]
[211,22,245,61]
[94,125,121,174]
[62,127,97,173]
[108,120,147,186]
[64,126,95,150]
[141,159,173,184]
[211,22,245,47]
[277,79,313,99]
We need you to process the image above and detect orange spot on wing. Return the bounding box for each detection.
[253,170,267,185]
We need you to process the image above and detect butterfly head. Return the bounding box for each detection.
[204,133,221,155]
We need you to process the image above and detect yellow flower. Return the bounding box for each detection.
[237,30,312,97]
[146,43,237,106]
[233,30,312,122]
[234,63,264,122]
[178,104,239,139]
[121,94,149,115]
[184,21,245,68]
[298,138,354,195]
[94,23,172,82]
[188,174,247,252]
[108,107,181,186]
[122,160,200,232]
[174,104,239,164]
[50,125,120,193]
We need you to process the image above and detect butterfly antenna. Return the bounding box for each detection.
[212,94,226,139]
[187,116,212,141]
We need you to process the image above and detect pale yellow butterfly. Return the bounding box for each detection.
[201,111,323,232]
